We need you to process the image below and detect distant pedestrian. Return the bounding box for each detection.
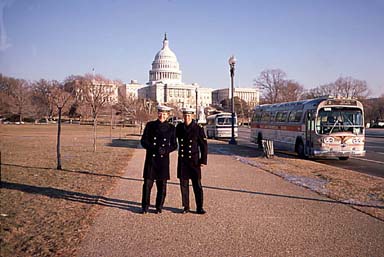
[140,105,177,214]
[176,108,208,214]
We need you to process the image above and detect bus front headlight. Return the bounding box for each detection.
[352,138,362,144]
[323,137,334,143]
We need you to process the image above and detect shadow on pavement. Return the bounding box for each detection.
[1,181,181,214]
[4,172,382,210]
[202,184,384,209]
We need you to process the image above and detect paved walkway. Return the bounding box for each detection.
[77,140,384,257]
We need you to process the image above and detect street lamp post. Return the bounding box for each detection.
[195,87,198,122]
[228,55,237,145]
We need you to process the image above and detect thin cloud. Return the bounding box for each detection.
[0,0,13,51]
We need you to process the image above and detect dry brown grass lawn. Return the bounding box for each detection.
[0,124,140,257]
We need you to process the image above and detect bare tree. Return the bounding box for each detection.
[303,83,335,99]
[334,76,370,100]
[74,74,112,152]
[254,69,287,104]
[117,97,157,135]
[31,79,55,122]
[135,99,157,134]
[0,74,12,116]
[305,76,370,100]
[277,80,304,102]
[48,82,73,170]
[219,97,250,119]
[0,74,32,122]
[363,95,384,126]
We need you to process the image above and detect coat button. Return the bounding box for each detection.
[153,142,156,145]
[189,145,192,148]
[181,154,184,157]
[161,155,163,158]
[189,156,191,158]
[189,150,191,153]
[162,144,165,146]
[154,137,156,140]
[181,139,183,142]
[181,149,183,152]
[164,138,166,141]
[190,140,192,142]
[181,144,183,147]
[153,154,156,157]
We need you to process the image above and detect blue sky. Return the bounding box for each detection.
[1,0,383,96]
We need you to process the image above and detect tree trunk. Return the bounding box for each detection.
[110,105,113,143]
[119,120,122,139]
[93,117,97,152]
[57,107,62,170]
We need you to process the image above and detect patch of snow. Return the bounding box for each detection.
[233,155,329,195]
[276,172,328,195]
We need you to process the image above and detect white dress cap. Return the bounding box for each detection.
[157,105,173,112]
[182,107,195,114]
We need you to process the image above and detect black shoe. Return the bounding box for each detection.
[141,209,148,214]
[196,208,206,214]
[182,208,190,214]
[155,209,162,214]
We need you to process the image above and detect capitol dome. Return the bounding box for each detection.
[149,34,182,84]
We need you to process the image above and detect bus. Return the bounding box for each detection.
[250,97,365,160]
[206,112,238,139]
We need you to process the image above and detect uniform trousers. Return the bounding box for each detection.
[141,179,167,211]
[180,178,203,210]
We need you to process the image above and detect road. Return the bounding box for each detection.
[236,127,384,178]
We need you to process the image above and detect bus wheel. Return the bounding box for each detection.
[338,157,349,160]
[296,141,305,158]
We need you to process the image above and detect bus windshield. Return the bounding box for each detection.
[217,117,236,126]
[316,107,363,135]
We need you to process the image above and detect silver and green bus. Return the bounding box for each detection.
[250,97,365,160]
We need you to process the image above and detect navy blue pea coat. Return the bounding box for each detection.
[176,120,208,180]
[141,119,177,180]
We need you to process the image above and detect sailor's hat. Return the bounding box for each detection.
[181,107,195,114]
[157,105,173,112]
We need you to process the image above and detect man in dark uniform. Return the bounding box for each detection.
[140,105,177,214]
[176,108,208,214]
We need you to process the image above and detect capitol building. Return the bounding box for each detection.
[120,34,259,111]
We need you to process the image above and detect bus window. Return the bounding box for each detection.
[256,112,261,122]
[316,107,363,134]
[217,117,234,125]
[276,111,288,122]
[252,112,261,122]
[281,111,288,122]
[288,111,296,122]
[270,112,277,122]
[261,112,270,122]
[288,111,302,122]
[275,112,282,122]
[294,111,303,122]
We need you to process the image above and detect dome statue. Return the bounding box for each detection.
[149,33,182,84]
